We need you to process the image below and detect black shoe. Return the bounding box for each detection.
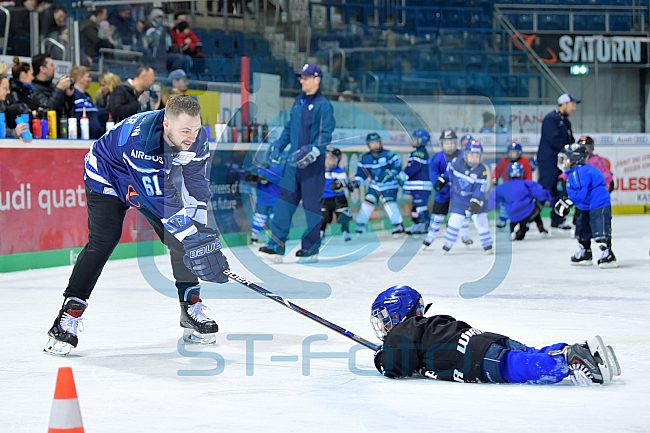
[296,248,318,257]
[44,297,88,356]
[180,287,219,335]
[258,245,284,263]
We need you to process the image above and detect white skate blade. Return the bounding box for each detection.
[183,329,217,345]
[587,335,615,382]
[43,337,73,356]
[571,260,593,266]
[297,254,318,263]
[607,345,621,377]
[598,260,619,269]
[570,370,599,386]
[257,251,283,264]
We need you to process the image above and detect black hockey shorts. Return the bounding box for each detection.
[321,195,350,225]
[432,200,450,216]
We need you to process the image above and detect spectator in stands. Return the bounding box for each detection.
[134,20,147,51]
[143,8,192,74]
[170,21,203,58]
[480,111,495,133]
[7,57,43,128]
[108,5,135,48]
[0,74,31,140]
[31,53,74,120]
[108,65,155,122]
[95,72,121,109]
[70,65,104,139]
[8,0,41,56]
[537,93,580,230]
[80,7,114,60]
[161,69,188,108]
[40,5,67,40]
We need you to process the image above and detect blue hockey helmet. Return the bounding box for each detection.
[507,142,523,162]
[439,129,459,156]
[370,285,425,340]
[508,161,524,179]
[412,129,431,148]
[558,142,588,172]
[459,134,474,148]
[463,139,483,168]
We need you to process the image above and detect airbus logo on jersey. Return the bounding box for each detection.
[130,149,164,164]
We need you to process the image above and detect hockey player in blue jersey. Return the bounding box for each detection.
[400,129,433,235]
[44,95,230,356]
[488,162,552,241]
[371,286,621,385]
[555,143,618,268]
[423,130,472,248]
[351,132,405,236]
[320,147,352,242]
[245,163,284,244]
[437,139,493,253]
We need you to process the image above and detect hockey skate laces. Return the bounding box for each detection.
[61,312,85,336]
[188,301,213,323]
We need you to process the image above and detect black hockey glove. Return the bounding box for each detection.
[182,228,230,283]
[433,175,447,192]
[265,145,283,165]
[466,198,483,216]
[373,348,384,374]
[329,180,345,193]
[347,180,359,192]
[608,180,615,193]
[291,145,321,169]
[244,173,260,183]
[553,198,574,217]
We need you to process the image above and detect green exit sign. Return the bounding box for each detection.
[570,64,589,75]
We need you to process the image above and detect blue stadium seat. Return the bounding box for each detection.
[442,53,463,71]
[517,14,534,30]
[538,14,569,30]
[465,32,486,51]
[610,15,633,31]
[464,53,485,72]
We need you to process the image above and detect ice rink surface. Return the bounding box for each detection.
[1,214,649,432]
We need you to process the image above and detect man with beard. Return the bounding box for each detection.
[44,95,229,357]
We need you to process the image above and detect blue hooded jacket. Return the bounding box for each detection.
[488,179,552,223]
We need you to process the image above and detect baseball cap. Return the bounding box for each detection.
[168,69,187,82]
[557,93,580,104]
[295,63,322,77]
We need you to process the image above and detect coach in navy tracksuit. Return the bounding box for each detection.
[536,93,579,229]
[259,64,335,261]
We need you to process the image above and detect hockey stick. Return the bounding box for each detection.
[222,269,381,351]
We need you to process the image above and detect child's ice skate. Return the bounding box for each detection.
[550,335,621,385]
[296,248,319,263]
[342,231,351,243]
[461,236,473,247]
[355,223,366,238]
[392,223,405,238]
[407,223,427,235]
[181,288,218,345]
[597,245,618,269]
[570,245,593,266]
[258,245,284,264]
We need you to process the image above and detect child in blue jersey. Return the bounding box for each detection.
[488,162,552,241]
[436,139,493,253]
[400,129,433,235]
[351,132,404,235]
[320,147,352,242]
[423,130,472,248]
[555,143,617,268]
[246,163,284,244]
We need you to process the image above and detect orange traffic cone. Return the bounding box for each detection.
[47,367,84,433]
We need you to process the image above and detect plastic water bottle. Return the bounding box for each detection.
[0,112,6,138]
[59,114,68,139]
[31,117,41,139]
[18,114,32,141]
[105,113,115,131]
[68,117,77,139]
[80,107,90,139]
[214,114,227,143]
[40,115,48,139]
[47,110,57,138]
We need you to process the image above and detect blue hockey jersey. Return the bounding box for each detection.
[488,179,552,223]
[256,164,284,207]
[565,163,610,211]
[442,157,489,214]
[84,109,210,242]
[323,166,348,199]
[429,151,457,203]
[403,148,432,193]
[355,150,402,193]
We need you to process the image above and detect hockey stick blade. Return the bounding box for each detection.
[223,269,381,351]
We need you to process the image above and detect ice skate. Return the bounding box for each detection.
[251,232,259,244]
[484,245,494,255]
[442,245,451,254]
[355,223,366,238]
[597,246,618,269]
[342,231,351,243]
[570,245,593,266]
[296,248,319,263]
[422,232,436,248]
[551,335,620,385]
[44,297,87,356]
[496,220,507,229]
[552,222,572,231]
[258,245,284,264]
[392,223,405,238]
[461,237,473,247]
[537,224,549,236]
[180,289,218,345]
[406,223,427,235]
